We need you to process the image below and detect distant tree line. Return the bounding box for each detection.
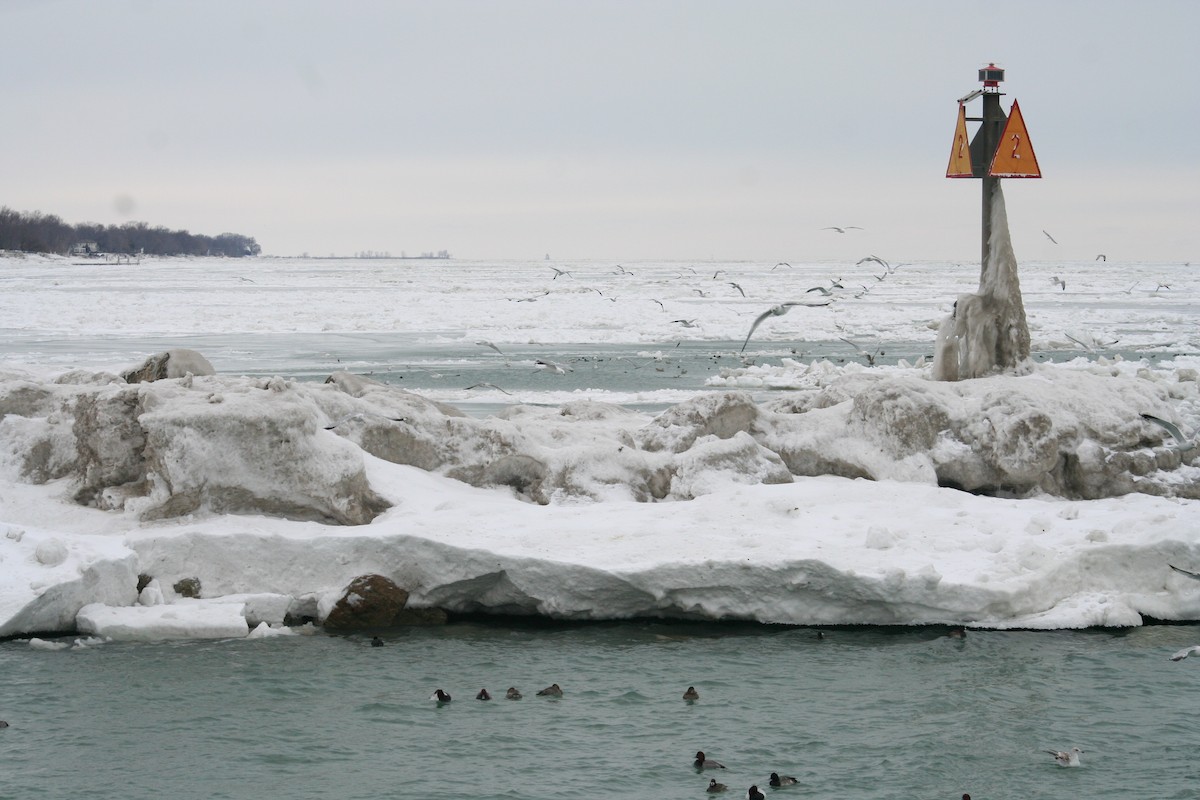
[0,207,261,257]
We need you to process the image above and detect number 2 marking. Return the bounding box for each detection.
[1010,133,1022,159]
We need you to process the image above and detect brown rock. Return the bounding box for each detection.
[324,574,409,631]
[173,577,202,598]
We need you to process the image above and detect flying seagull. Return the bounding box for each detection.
[1141,413,1196,452]
[475,340,504,356]
[740,301,829,352]
[1051,276,1066,290]
[672,319,699,328]
[1170,645,1200,661]
[535,359,573,374]
[324,412,407,430]
[549,267,572,280]
[839,337,882,366]
[465,382,512,395]
[1043,230,1058,244]
[1096,254,1107,261]
[1046,747,1082,767]
[728,282,746,297]
[822,226,862,233]
[1064,332,1118,352]
[1169,564,1200,581]
[857,255,889,270]
[771,262,791,270]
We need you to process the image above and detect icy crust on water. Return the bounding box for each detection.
[2,358,1200,639]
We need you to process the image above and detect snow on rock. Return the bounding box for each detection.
[121,348,215,384]
[755,363,1194,499]
[2,356,1200,639]
[0,524,138,637]
[0,373,391,525]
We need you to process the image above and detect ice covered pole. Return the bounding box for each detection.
[932,182,1030,380]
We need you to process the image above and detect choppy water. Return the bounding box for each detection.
[3,621,1199,800]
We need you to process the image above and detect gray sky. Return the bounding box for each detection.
[3,0,1197,262]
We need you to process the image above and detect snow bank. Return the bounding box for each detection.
[2,356,1200,640]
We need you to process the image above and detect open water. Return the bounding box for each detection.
[2,621,1199,800]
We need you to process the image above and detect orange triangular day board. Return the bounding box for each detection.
[946,104,974,178]
[988,99,1041,178]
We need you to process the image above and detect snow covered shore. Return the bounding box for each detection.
[3,355,1199,641]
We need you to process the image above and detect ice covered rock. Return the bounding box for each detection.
[121,348,215,384]
[0,527,138,637]
[34,538,68,566]
[636,391,760,453]
[0,374,391,525]
[757,364,1188,499]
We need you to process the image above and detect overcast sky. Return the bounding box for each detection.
[3,0,1197,262]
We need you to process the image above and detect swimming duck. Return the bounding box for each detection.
[475,688,491,701]
[694,751,726,769]
[769,772,797,787]
[536,683,563,697]
[430,689,452,703]
[505,687,522,700]
[683,686,700,701]
[370,636,384,647]
[748,786,765,800]
[706,778,727,793]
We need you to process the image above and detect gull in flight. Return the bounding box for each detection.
[857,254,890,271]
[1064,332,1118,352]
[465,382,512,395]
[1051,276,1066,290]
[1141,414,1196,452]
[740,301,830,352]
[1046,747,1082,767]
[822,226,862,233]
[672,319,699,328]
[549,267,572,280]
[475,340,504,356]
[771,262,791,270]
[1169,564,1200,581]
[728,282,746,297]
[535,359,573,374]
[839,337,882,366]
[323,412,407,430]
[1096,254,1107,261]
[1043,230,1058,244]
[1171,645,1200,661]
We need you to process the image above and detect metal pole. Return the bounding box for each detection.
[978,91,1004,279]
